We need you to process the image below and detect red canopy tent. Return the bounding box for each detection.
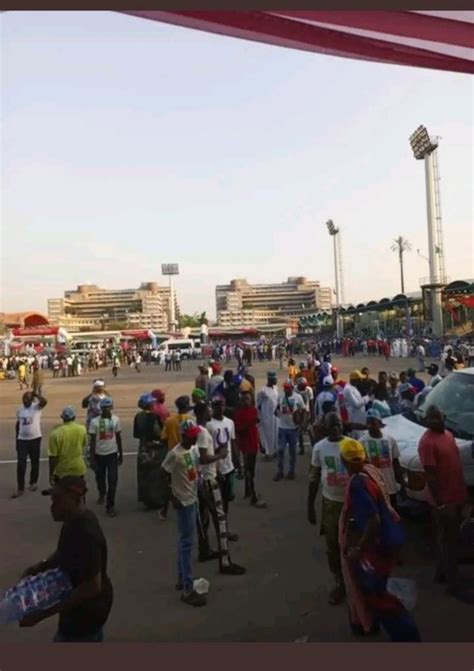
[119,11,474,75]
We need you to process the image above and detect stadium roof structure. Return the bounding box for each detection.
[120,10,474,75]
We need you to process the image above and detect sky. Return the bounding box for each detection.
[1,11,473,320]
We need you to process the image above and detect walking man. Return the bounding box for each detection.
[256,371,279,461]
[19,476,113,641]
[12,391,48,498]
[274,380,305,482]
[307,413,349,605]
[89,397,123,518]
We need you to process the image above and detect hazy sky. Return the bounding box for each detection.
[2,11,473,319]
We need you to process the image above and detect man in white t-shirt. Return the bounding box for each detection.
[162,419,206,608]
[308,412,350,605]
[89,396,123,517]
[12,391,48,498]
[343,371,368,437]
[195,403,246,575]
[360,408,402,507]
[274,380,305,482]
[206,396,239,541]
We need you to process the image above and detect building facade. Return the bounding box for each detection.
[215,277,332,328]
[48,282,178,331]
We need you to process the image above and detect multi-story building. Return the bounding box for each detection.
[215,277,332,327]
[48,282,178,332]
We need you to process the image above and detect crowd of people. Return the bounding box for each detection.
[5,338,474,643]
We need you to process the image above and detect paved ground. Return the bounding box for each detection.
[0,355,473,642]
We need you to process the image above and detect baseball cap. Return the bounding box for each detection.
[42,475,87,497]
[61,406,76,421]
[349,370,364,381]
[366,408,383,422]
[340,438,366,463]
[211,394,226,404]
[138,392,154,408]
[180,419,201,439]
[296,377,308,387]
[389,372,399,380]
[100,396,113,408]
[267,370,277,378]
[93,379,105,388]
[283,379,294,390]
[192,388,206,401]
[323,375,334,386]
[407,368,416,377]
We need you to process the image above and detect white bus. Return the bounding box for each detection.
[158,338,201,360]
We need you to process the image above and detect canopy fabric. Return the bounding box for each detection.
[120,10,474,75]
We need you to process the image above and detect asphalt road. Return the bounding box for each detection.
[0,355,473,642]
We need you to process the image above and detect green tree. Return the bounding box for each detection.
[179,313,201,328]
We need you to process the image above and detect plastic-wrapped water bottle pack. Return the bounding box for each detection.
[0,568,72,624]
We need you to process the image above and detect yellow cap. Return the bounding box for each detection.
[340,437,366,462]
[349,370,364,381]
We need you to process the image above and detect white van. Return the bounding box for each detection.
[158,338,201,360]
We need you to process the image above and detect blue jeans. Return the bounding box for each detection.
[54,628,104,642]
[277,428,298,475]
[177,503,197,593]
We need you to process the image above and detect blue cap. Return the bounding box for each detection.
[138,393,154,408]
[100,396,113,408]
[61,406,76,420]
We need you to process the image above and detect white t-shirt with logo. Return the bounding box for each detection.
[277,392,305,430]
[196,426,217,481]
[16,401,43,441]
[360,433,401,496]
[311,437,349,503]
[89,415,121,456]
[206,417,235,476]
[162,444,200,506]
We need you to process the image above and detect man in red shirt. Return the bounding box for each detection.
[234,392,267,509]
[418,406,472,602]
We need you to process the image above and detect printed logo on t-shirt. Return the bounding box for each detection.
[366,439,391,468]
[182,451,198,482]
[324,455,348,487]
[98,419,115,442]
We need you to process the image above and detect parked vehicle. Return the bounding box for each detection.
[385,368,474,502]
[157,338,201,360]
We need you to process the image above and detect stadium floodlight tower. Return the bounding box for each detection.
[325,220,345,339]
[161,263,179,331]
[409,125,447,337]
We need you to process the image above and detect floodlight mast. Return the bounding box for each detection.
[409,125,446,337]
[325,220,345,339]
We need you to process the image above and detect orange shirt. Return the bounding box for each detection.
[162,413,192,450]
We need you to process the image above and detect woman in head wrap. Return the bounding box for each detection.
[134,393,168,513]
[339,439,421,641]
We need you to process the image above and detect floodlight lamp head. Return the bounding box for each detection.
[326,220,339,236]
[409,125,437,160]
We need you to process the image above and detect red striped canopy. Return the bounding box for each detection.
[119,10,474,74]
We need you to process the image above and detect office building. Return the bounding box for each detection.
[215,277,332,327]
[48,282,178,332]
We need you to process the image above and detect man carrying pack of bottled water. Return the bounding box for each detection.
[5,476,113,642]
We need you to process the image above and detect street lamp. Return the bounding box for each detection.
[161,263,179,331]
[325,220,345,339]
[409,125,446,336]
